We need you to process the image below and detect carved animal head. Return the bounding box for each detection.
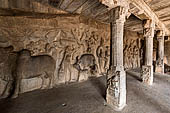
[0,46,14,63]
[19,49,31,59]
[73,54,96,72]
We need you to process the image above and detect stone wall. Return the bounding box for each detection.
[0,15,111,97]
[0,15,142,97]
[123,30,142,70]
[165,41,170,65]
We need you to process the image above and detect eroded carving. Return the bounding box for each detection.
[12,50,56,98]
[141,65,153,85]
[0,16,111,97]
[123,37,141,70]
[0,46,17,98]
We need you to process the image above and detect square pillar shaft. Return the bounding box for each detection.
[106,6,126,111]
[142,19,155,85]
[155,30,164,73]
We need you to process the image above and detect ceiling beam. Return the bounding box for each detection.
[129,0,170,35]
[99,0,170,35]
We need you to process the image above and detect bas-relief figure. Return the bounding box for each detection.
[141,65,152,84]
[0,23,144,99]
[106,69,121,106]
[96,38,110,75]
[73,54,98,80]
[12,50,56,98]
[0,46,17,98]
[123,38,141,70]
[0,22,110,98]
[0,49,56,98]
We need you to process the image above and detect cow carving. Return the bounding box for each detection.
[12,49,56,98]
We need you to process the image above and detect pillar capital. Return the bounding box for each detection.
[143,19,155,38]
[157,30,165,39]
[99,0,129,10]
[110,6,126,24]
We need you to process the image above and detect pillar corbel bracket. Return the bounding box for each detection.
[157,30,165,39]
[143,19,155,38]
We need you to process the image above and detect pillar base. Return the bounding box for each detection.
[106,69,126,111]
[106,94,126,111]
[141,65,153,85]
[155,66,164,74]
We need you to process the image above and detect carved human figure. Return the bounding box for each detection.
[141,65,152,84]
[107,71,120,105]
[96,38,108,75]
[0,46,17,98]
[133,46,138,68]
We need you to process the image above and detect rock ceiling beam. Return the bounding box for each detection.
[129,0,170,35]
[99,0,170,35]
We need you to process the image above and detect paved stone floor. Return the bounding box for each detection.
[0,71,170,113]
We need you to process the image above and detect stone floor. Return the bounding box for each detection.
[0,71,170,113]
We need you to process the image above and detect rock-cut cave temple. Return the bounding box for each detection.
[0,0,170,113]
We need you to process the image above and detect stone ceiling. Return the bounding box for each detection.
[0,0,143,33]
[1,0,170,35]
[144,0,170,31]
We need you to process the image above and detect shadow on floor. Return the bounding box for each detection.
[1,72,170,113]
[89,76,106,99]
[126,68,142,82]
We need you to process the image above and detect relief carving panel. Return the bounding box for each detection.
[0,16,110,98]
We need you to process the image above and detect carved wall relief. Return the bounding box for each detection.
[123,31,142,70]
[0,16,143,98]
[106,69,121,106]
[0,49,56,98]
[0,46,17,98]
[141,65,153,85]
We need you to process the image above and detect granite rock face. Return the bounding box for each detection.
[0,15,142,98]
[0,16,111,97]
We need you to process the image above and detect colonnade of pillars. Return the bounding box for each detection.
[106,6,165,111]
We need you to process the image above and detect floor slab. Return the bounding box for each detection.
[0,71,170,113]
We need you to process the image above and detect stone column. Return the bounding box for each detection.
[155,30,165,73]
[142,19,155,85]
[106,6,126,111]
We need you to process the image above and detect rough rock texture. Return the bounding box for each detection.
[0,72,170,113]
[11,50,56,98]
[123,31,143,70]
[0,15,111,97]
[165,41,170,65]
[0,46,17,98]
[164,41,170,73]
[0,15,143,98]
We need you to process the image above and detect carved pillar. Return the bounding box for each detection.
[106,6,126,111]
[142,19,155,85]
[155,30,165,73]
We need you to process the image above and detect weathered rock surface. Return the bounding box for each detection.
[0,15,143,98]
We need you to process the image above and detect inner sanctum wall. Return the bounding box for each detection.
[0,15,142,97]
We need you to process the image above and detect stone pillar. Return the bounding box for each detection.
[142,19,155,85]
[155,30,165,73]
[106,6,126,111]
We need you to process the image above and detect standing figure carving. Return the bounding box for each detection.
[107,70,120,105]
[0,46,17,98]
